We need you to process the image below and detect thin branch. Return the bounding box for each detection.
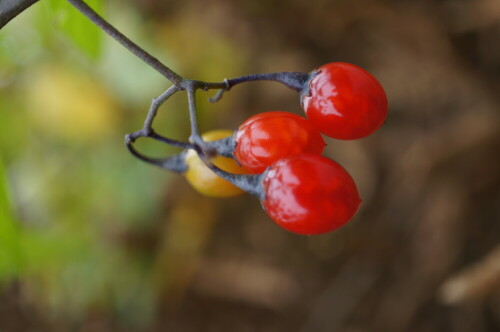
[0,0,40,29]
[66,0,183,85]
[125,139,188,173]
[142,85,180,132]
[186,83,203,146]
[225,72,310,91]
[210,72,311,102]
[126,129,192,149]
[149,132,193,149]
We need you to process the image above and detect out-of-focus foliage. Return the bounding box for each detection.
[0,0,249,329]
[26,64,118,142]
[0,159,21,282]
[40,0,103,59]
[1,0,500,331]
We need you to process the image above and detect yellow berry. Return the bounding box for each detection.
[185,130,246,197]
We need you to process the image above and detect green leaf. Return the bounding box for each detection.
[45,0,104,60]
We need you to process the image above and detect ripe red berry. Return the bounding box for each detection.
[234,111,326,173]
[261,154,361,235]
[301,62,388,140]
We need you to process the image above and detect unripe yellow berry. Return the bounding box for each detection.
[185,130,247,197]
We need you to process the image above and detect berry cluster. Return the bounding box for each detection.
[126,62,388,235]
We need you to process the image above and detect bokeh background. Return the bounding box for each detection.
[1,0,500,331]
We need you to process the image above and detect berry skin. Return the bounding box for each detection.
[234,111,326,173]
[301,62,388,140]
[261,154,361,235]
[185,130,247,197]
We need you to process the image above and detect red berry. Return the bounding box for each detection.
[234,111,326,173]
[261,154,361,235]
[301,62,388,140]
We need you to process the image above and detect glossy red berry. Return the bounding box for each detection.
[301,62,388,140]
[261,154,361,235]
[234,111,326,173]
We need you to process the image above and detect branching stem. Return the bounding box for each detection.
[2,0,305,185]
[142,85,180,132]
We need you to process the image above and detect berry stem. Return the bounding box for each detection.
[205,136,235,158]
[203,160,264,199]
[228,72,310,91]
[126,129,192,149]
[185,82,205,148]
[210,72,311,102]
[149,132,194,149]
[124,136,188,173]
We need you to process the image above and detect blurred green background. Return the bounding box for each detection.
[1,0,500,331]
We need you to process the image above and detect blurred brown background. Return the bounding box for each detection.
[1,0,499,331]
